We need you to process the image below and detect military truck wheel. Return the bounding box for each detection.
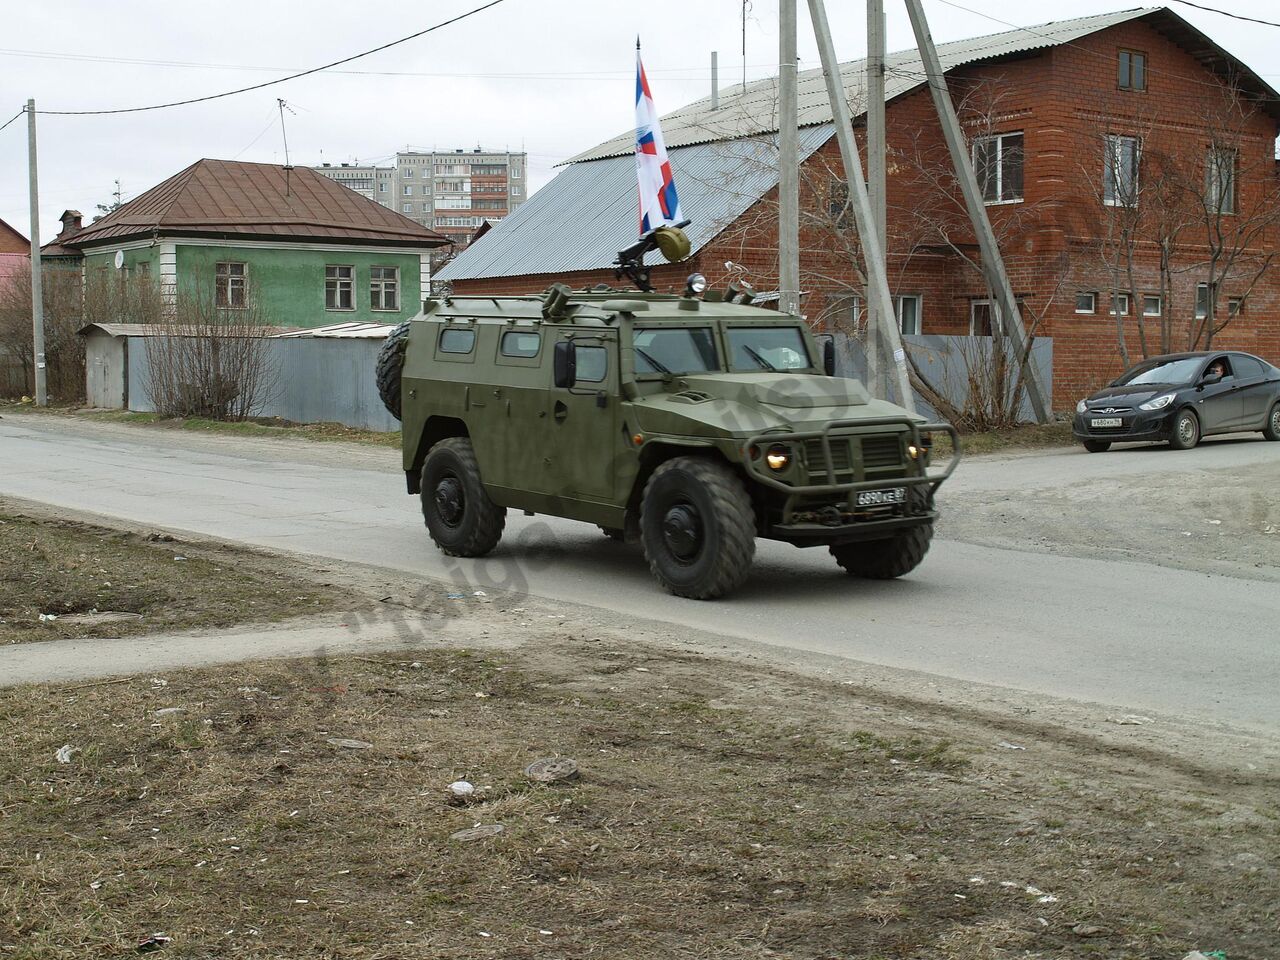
[830,522,933,580]
[375,321,411,420]
[420,437,505,557]
[640,457,755,600]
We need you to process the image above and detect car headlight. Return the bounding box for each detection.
[1139,393,1175,411]
[1076,399,1088,414]
[765,444,791,471]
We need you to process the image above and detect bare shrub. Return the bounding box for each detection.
[143,288,279,421]
[0,265,95,402]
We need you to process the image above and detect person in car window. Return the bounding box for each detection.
[1206,359,1229,379]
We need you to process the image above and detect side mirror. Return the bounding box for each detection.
[553,340,577,388]
[818,335,837,377]
[1200,371,1223,387]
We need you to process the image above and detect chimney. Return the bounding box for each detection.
[711,51,719,110]
[59,210,83,236]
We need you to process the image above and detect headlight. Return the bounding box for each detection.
[1139,393,1175,411]
[685,273,707,296]
[765,444,790,471]
[1076,399,1088,414]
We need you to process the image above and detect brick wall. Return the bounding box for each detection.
[451,17,1280,410]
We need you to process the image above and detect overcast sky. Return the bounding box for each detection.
[2,0,1276,241]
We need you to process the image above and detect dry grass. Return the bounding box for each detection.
[1,644,1275,959]
[935,420,1076,458]
[0,510,339,645]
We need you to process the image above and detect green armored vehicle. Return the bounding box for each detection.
[377,271,959,600]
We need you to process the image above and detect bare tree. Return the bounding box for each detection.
[143,284,279,421]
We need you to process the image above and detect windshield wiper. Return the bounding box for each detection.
[742,345,778,372]
[634,346,671,374]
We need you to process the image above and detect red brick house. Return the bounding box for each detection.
[0,217,28,255]
[437,7,1280,409]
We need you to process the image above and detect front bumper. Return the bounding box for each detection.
[1072,409,1174,443]
[741,417,961,544]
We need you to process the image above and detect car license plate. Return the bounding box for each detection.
[857,487,905,507]
[1090,417,1123,428]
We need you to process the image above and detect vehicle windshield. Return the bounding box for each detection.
[1117,357,1204,386]
[727,326,811,372]
[632,327,719,375]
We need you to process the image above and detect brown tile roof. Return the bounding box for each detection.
[65,159,449,250]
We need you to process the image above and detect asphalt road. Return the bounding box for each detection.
[2,414,1277,731]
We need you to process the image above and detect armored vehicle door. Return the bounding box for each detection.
[538,329,620,502]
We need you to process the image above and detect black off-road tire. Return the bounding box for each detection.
[830,522,934,580]
[1169,408,1200,450]
[420,437,505,557]
[1263,401,1280,441]
[640,456,756,600]
[375,321,411,420]
[1082,439,1111,453]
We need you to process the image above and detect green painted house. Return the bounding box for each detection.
[57,159,449,327]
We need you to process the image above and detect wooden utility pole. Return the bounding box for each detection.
[866,0,887,397]
[26,98,46,407]
[778,0,800,316]
[902,0,1050,422]
[806,0,915,412]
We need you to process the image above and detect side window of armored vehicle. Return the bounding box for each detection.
[439,327,477,356]
[576,345,609,383]
[633,327,718,375]
[500,330,541,358]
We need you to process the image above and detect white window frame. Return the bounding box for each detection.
[1110,293,1130,316]
[972,131,1025,205]
[1104,135,1141,207]
[1142,294,1162,317]
[403,185,413,196]
[969,299,1000,336]
[1074,292,1097,314]
[369,265,400,312]
[215,261,247,310]
[325,264,355,312]
[1195,282,1212,319]
[895,294,923,335]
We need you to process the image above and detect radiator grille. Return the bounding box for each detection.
[802,433,903,481]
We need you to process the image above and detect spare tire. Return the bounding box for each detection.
[376,321,411,420]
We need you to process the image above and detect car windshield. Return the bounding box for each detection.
[727,326,811,372]
[632,327,719,375]
[1117,357,1204,386]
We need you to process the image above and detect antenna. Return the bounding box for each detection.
[277,98,296,168]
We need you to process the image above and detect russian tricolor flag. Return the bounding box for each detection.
[635,43,683,234]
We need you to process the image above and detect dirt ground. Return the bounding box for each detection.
[0,510,340,645]
[1,512,1277,959]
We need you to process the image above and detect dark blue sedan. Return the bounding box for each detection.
[1073,351,1280,451]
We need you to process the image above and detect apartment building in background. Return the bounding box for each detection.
[313,148,527,251]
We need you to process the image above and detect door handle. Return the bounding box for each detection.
[553,401,568,423]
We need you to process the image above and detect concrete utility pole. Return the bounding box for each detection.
[26,98,46,407]
[806,0,915,412]
[865,0,887,398]
[778,0,801,317]
[902,0,1050,423]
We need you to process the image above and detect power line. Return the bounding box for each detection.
[0,106,23,132]
[33,0,510,117]
[1166,0,1280,29]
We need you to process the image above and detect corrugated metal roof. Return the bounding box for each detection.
[436,125,832,282]
[273,321,400,339]
[78,322,302,338]
[66,160,450,250]
[570,8,1161,163]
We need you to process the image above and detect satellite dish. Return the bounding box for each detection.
[113,250,125,270]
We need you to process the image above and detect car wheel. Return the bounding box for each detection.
[1082,440,1111,453]
[640,456,755,600]
[830,522,934,579]
[1264,401,1280,441]
[1169,408,1200,450]
[420,437,506,557]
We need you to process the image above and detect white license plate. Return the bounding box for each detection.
[857,487,906,507]
[1090,417,1122,428]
